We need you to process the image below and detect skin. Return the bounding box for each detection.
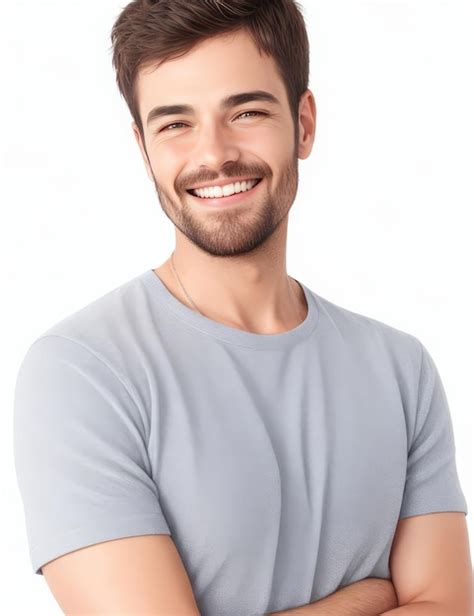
[132,28,317,334]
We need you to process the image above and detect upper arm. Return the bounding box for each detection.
[388,511,473,612]
[42,533,201,615]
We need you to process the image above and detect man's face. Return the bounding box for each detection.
[133,28,308,257]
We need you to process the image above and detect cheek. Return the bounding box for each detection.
[151,137,187,160]
[149,144,183,181]
[266,125,293,150]
[241,124,293,160]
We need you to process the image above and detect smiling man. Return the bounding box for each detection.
[13,1,472,615]
[133,27,307,330]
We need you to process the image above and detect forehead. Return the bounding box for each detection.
[136,29,286,122]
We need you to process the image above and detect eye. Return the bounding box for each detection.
[235,110,267,120]
[158,111,267,133]
[159,121,187,132]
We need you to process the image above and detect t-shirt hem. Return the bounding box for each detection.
[30,513,171,576]
[398,502,468,520]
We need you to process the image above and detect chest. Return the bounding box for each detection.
[145,348,408,613]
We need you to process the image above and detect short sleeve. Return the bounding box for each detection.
[13,334,171,576]
[399,341,468,519]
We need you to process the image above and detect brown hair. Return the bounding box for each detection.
[109,0,310,144]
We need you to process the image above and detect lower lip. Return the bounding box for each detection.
[187,179,263,207]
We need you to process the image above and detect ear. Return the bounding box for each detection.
[132,122,154,182]
[297,89,317,160]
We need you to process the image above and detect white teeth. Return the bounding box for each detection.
[191,179,260,199]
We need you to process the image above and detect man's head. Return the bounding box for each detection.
[110,0,316,257]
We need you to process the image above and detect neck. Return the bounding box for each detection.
[154,243,307,336]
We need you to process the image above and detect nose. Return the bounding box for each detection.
[190,119,240,171]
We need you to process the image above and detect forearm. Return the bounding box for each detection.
[380,600,466,615]
[267,577,398,615]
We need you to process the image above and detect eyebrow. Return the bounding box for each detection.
[146,90,280,127]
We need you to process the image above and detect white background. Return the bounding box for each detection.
[1,0,473,612]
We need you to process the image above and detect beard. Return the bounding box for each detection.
[149,143,299,258]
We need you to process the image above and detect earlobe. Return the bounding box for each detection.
[131,121,143,148]
[131,121,154,182]
[297,89,317,160]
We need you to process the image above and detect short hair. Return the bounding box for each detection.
[110,0,310,142]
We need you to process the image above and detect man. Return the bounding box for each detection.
[13,1,472,614]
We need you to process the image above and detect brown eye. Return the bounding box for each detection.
[236,111,267,120]
[159,122,187,132]
[158,111,267,134]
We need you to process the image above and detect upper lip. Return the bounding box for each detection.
[187,177,261,191]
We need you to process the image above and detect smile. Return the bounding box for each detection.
[187,178,261,199]
[186,178,263,207]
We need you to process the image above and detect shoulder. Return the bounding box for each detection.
[37,271,148,343]
[309,288,423,365]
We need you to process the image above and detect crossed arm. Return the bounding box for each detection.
[41,511,472,615]
[267,576,399,615]
[268,512,473,616]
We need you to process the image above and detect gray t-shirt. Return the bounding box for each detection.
[13,269,468,616]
